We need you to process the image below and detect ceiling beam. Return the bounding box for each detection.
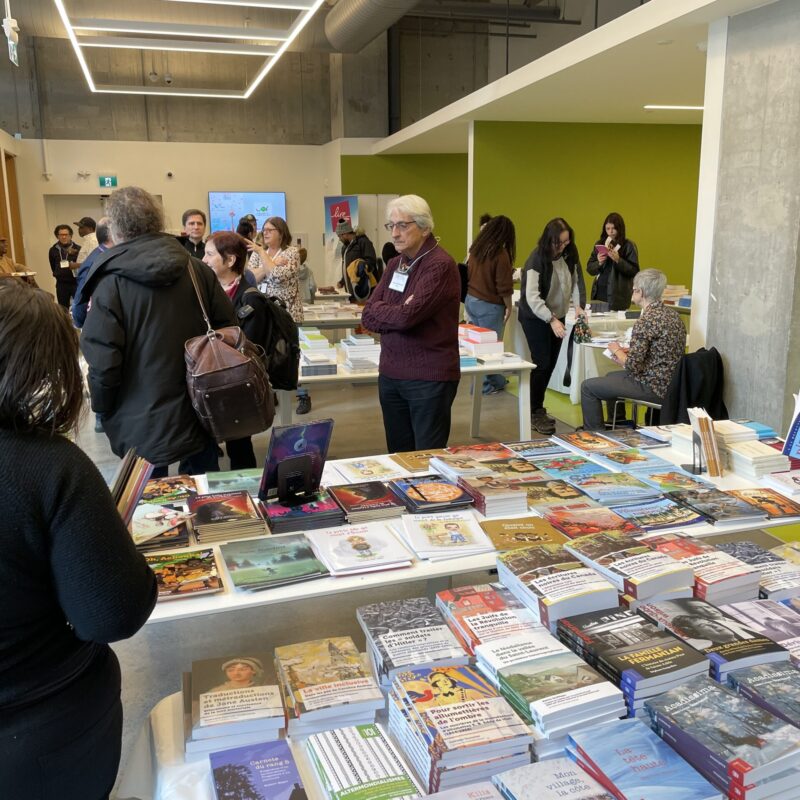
[70,18,289,42]
[77,35,277,56]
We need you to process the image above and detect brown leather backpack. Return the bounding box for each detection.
[184,261,275,441]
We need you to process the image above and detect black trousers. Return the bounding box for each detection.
[150,436,220,478]
[55,280,77,309]
[520,314,564,413]
[0,648,122,800]
[226,436,257,470]
[378,375,459,453]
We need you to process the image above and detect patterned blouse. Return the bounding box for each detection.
[625,301,686,396]
[249,245,303,323]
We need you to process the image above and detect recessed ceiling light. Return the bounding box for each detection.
[643,105,704,111]
[656,39,673,46]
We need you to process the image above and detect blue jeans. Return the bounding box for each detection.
[465,295,507,392]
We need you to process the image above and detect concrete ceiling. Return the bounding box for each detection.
[372,0,780,153]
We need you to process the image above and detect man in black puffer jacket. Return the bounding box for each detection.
[78,186,235,476]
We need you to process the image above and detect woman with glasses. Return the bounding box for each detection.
[362,195,461,452]
[586,212,639,311]
[519,217,585,435]
[248,217,311,414]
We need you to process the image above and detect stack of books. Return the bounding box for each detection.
[567,718,724,800]
[146,548,223,601]
[139,473,197,506]
[762,469,800,497]
[687,407,723,477]
[568,471,663,505]
[726,663,800,727]
[111,449,155,526]
[478,516,567,552]
[204,468,263,498]
[327,481,406,521]
[300,329,338,376]
[724,440,792,478]
[357,597,469,689]
[446,442,514,462]
[220,535,329,592]
[492,758,612,800]
[555,431,618,455]
[129,502,191,551]
[668,487,768,527]
[188,491,266,543]
[435,583,542,654]
[480,456,548,482]
[388,475,474,513]
[333,455,409,483]
[713,419,758,445]
[387,665,533,793]
[638,598,791,681]
[274,636,384,736]
[458,474,530,517]
[477,352,523,367]
[429,454,492,482]
[459,325,505,357]
[587,447,675,473]
[609,495,706,532]
[497,543,618,632]
[182,653,284,759]
[645,676,800,800]
[429,783,502,799]
[458,346,479,368]
[641,533,763,603]
[475,631,625,746]
[720,599,800,664]
[260,490,346,533]
[397,511,494,561]
[557,608,709,718]
[306,724,423,800]
[305,523,412,576]
[209,740,305,798]
[543,505,643,540]
[714,539,800,600]
[564,530,695,602]
[502,438,570,459]
[535,454,608,482]
[735,419,778,440]
[523,480,595,513]
[339,332,380,362]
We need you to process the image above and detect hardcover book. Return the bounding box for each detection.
[260,490,345,533]
[389,449,448,472]
[399,511,493,560]
[478,516,567,551]
[480,457,547,481]
[129,503,190,550]
[146,548,222,600]
[523,479,592,509]
[210,740,304,800]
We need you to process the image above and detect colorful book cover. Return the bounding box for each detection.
[327,481,406,514]
[459,474,532,501]
[535,455,606,481]
[429,783,503,799]
[145,548,222,600]
[610,497,707,531]
[502,439,569,459]
[334,456,408,483]
[205,468,264,497]
[635,467,714,493]
[772,541,800,565]
[141,474,197,504]
[480,457,546,480]
[259,419,334,500]
[274,637,382,715]
[715,541,800,597]
[720,600,800,665]
[305,523,411,572]
[493,758,612,800]
[129,503,189,547]
[479,517,567,551]
[389,475,474,510]
[401,512,492,554]
[210,740,305,800]
[390,449,448,472]
[556,431,617,453]
[668,488,768,524]
[220,535,328,590]
[589,448,674,472]
[261,490,341,522]
[187,490,260,525]
[727,664,800,728]
[445,442,515,462]
[524,479,591,509]
[569,472,661,504]
[727,488,800,519]
[568,717,722,800]
[544,506,643,540]
[600,428,671,450]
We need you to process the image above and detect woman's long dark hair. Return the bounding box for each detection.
[536,217,578,261]
[469,214,516,265]
[599,212,627,246]
[0,280,83,433]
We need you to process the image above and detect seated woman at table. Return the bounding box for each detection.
[465,215,516,395]
[0,279,157,800]
[519,217,586,435]
[580,269,685,430]
[203,231,276,468]
[585,212,639,311]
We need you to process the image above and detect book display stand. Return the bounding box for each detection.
[681,430,707,475]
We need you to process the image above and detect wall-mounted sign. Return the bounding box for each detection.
[99,175,118,188]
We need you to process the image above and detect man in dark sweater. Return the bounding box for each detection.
[176,207,207,259]
[362,195,461,452]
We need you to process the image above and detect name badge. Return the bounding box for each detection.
[389,271,409,292]
[60,260,71,269]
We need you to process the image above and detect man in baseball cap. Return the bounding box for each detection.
[74,217,98,264]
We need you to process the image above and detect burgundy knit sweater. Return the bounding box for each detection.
[361,235,461,382]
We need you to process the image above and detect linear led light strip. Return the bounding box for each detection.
[644,105,704,111]
[53,0,326,99]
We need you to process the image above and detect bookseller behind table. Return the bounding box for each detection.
[0,279,157,800]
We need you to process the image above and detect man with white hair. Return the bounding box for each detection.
[362,194,461,451]
[580,268,685,430]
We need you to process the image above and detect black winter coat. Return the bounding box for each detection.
[586,239,639,311]
[79,233,235,465]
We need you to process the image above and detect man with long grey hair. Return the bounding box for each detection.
[79,186,235,474]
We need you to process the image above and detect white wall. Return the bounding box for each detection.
[15,139,341,296]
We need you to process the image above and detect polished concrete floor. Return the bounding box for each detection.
[74,379,578,798]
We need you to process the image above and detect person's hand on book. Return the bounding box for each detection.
[606,247,620,264]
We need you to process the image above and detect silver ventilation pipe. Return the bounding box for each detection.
[323,0,421,53]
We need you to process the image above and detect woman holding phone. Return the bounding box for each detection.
[585,212,639,311]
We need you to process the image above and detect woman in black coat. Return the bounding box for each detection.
[585,212,639,311]
[203,231,272,469]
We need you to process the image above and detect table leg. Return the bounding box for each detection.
[518,368,531,439]
[277,390,293,426]
[470,376,482,438]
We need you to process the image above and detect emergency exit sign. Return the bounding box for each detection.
[99,175,118,188]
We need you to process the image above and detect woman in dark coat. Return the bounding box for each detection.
[585,212,639,311]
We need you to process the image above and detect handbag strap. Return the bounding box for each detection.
[186,258,214,335]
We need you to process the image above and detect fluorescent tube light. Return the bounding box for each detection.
[643,104,704,111]
[71,18,288,42]
[77,35,276,56]
[164,0,316,9]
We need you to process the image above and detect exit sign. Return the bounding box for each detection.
[99,175,118,188]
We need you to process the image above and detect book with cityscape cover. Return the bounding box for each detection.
[502,438,569,459]
[390,449,448,472]
[388,475,474,512]
[220,534,328,592]
[146,548,222,600]
[644,675,800,787]
[567,718,723,800]
[564,531,694,598]
[557,608,708,692]
[210,740,305,800]
[726,664,800,728]
[544,505,643,540]
[493,758,613,800]
[610,496,707,531]
[668,487,768,525]
[720,599,800,665]
[141,474,197,504]
[637,598,790,680]
[568,472,662,504]
[479,516,566,551]
[274,636,383,719]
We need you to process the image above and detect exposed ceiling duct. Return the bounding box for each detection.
[323,0,422,53]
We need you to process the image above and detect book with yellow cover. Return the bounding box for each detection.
[479,517,567,551]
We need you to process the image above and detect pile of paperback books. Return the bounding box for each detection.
[305,522,412,576]
[399,511,494,561]
[326,480,406,522]
[188,490,265,543]
[492,757,615,800]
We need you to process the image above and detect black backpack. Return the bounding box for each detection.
[242,288,301,391]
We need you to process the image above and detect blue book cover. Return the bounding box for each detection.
[568,718,722,800]
[210,739,306,800]
[534,455,609,482]
[569,472,661,504]
[588,448,675,473]
[610,497,706,531]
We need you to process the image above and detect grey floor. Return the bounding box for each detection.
[73,379,574,797]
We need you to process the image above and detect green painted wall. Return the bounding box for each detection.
[473,121,702,290]
[340,154,468,259]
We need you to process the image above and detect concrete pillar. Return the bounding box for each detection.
[698,0,800,433]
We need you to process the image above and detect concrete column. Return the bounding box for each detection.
[701,0,800,433]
